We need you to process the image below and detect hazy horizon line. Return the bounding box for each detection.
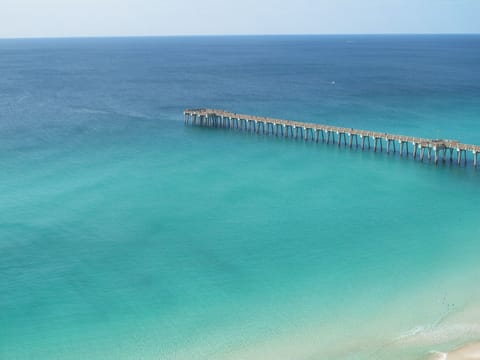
[1,32,479,41]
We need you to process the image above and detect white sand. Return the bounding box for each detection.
[446,342,480,359]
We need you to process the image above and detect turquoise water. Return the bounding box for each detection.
[1,35,480,359]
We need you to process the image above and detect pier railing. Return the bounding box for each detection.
[184,109,480,167]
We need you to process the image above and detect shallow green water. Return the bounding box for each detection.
[1,36,480,359]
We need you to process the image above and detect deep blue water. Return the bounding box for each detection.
[1,35,480,360]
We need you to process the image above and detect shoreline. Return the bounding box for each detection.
[430,342,480,359]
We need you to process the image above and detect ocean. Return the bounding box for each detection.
[1,35,480,359]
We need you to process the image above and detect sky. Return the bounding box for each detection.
[0,0,479,38]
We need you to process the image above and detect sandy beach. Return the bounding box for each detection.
[430,342,480,360]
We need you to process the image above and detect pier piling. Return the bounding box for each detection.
[184,109,480,169]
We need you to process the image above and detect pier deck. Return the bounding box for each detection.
[184,109,480,167]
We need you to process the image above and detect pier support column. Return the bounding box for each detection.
[361,136,365,150]
[420,147,425,161]
[434,148,439,165]
[337,132,341,147]
[399,141,404,156]
[349,134,353,148]
[304,127,308,141]
[373,137,377,152]
[427,148,432,161]
[386,139,390,154]
[315,130,319,143]
[457,149,461,165]
[474,152,478,167]
[326,131,330,144]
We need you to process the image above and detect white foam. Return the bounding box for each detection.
[397,325,426,340]
[428,350,448,360]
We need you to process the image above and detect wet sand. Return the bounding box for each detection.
[447,342,480,359]
[430,342,480,360]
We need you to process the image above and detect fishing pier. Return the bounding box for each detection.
[184,109,480,168]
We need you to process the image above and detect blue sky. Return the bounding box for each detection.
[1,0,479,38]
